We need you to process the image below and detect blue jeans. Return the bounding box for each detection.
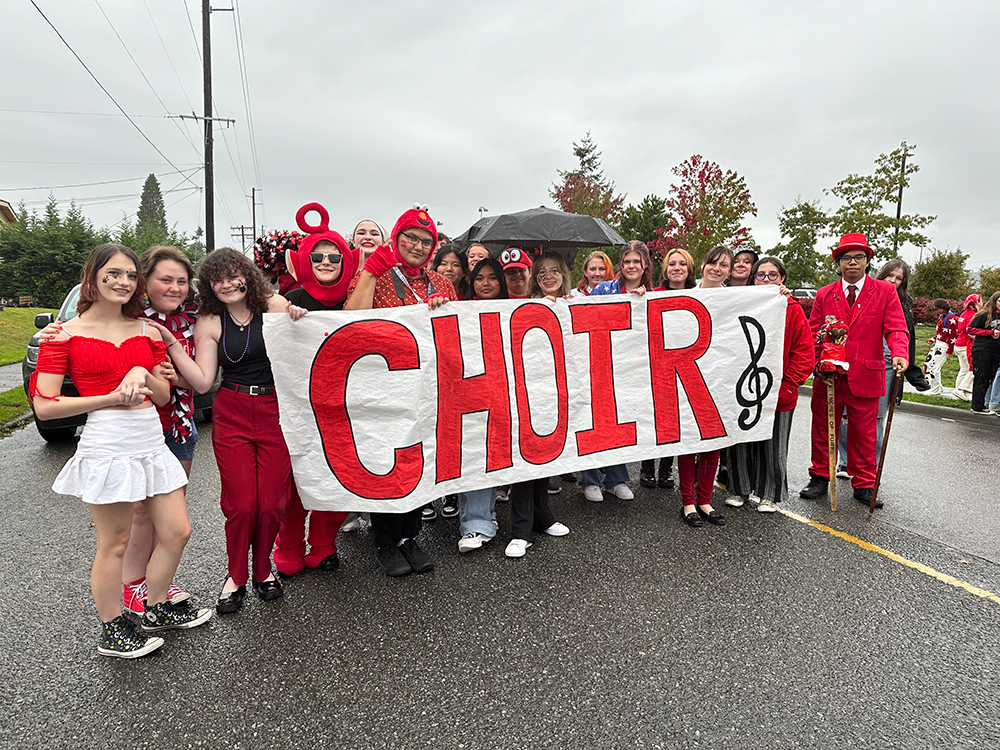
[987,367,1000,411]
[458,488,497,537]
[580,464,630,489]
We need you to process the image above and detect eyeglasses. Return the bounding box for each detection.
[310,252,342,264]
[537,269,562,279]
[839,253,868,264]
[755,271,781,281]
[400,231,434,250]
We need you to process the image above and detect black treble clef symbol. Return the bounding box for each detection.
[735,316,773,430]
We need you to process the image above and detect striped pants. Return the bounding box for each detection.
[725,408,795,505]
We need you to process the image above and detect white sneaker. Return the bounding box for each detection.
[757,499,778,513]
[458,532,491,553]
[611,483,634,500]
[953,390,971,402]
[835,466,851,479]
[543,521,570,537]
[724,495,746,507]
[341,515,361,533]
[583,485,604,502]
[495,487,509,502]
[748,493,761,506]
[505,539,532,558]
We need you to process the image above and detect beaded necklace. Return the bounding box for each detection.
[222,310,252,363]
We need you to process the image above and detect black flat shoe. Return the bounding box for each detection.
[698,506,726,526]
[681,510,703,528]
[251,578,284,601]
[317,553,340,572]
[658,474,675,489]
[216,581,246,614]
[639,473,656,488]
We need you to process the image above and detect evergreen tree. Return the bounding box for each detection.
[550,132,626,225]
[910,249,973,300]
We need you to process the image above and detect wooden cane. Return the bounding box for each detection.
[870,370,903,514]
[827,374,837,512]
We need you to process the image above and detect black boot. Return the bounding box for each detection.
[658,458,675,489]
[639,459,656,488]
[799,475,829,499]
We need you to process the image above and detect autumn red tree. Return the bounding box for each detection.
[647,154,757,266]
[550,132,626,225]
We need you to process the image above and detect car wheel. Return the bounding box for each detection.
[37,423,77,442]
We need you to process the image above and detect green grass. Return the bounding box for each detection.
[0,386,31,431]
[0,307,55,366]
[803,376,970,410]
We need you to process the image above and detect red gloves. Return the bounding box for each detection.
[363,244,400,277]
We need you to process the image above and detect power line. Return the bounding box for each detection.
[91,0,201,160]
[0,159,201,166]
[20,185,200,207]
[29,0,200,192]
[143,0,197,115]
[0,107,166,118]
[1,167,200,192]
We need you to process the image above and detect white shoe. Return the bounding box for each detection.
[458,532,491,553]
[611,483,634,500]
[583,485,604,502]
[757,499,778,513]
[505,539,532,558]
[748,493,761,506]
[495,487,509,502]
[543,521,570,537]
[835,466,851,479]
[724,495,746,507]
[341,516,361,533]
[953,390,971,402]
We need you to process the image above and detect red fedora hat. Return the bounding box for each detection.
[832,232,873,260]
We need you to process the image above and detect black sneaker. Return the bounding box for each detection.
[399,539,435,574]
[376,544,412,577]
[141,600,214,631]
[658,465,675,489]
[98,615,164,658]
[421,502,438,522]
[547,479,562,495]
[639,459,656,488]
[799,475,829,499]
[440,494,459,519]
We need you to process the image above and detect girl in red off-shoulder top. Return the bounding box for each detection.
[32,244,212,659]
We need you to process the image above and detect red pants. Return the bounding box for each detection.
[678,450,719,506]
[273,485,347,575]
[809,377,878,488]
[212,387,292,586]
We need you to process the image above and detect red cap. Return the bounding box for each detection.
[499,247,532,271]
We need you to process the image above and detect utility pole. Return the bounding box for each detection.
[231,225,253,252]
[202,0,214,252]
[892,142,908,257]
[252,187,257,242]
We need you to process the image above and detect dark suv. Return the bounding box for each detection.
[22,284,218,442]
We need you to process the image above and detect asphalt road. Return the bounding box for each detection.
[1,396,998,749]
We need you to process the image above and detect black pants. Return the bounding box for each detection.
[370,508,422,548]
[971,346,1000,411]
[509,478,555,542]
[640,456,674,477]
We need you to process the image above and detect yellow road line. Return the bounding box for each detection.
[777,507,1000,607]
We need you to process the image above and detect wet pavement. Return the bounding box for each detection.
[0,361,24,394]
[1,396,998,749]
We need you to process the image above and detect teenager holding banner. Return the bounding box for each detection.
[639,248,698,490]
[504,252,572,559]
[725,257,813,513]
[579,241,653,502]
[344,205,459,576]
[272,204,359,578]
[153,249,307,613]
[679,245,734,528]
[571,250,614,297]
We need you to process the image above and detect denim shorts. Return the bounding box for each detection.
[163,421,199,462]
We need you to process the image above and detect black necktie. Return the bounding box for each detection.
[847,284,857,308]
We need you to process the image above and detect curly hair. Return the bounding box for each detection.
[78,243,146,317]
[529,251,571,298]
[197,248,273,317]
[141,245,196,309]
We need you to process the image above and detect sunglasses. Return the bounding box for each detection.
[310,252,342,264]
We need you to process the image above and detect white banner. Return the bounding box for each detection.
[265,286,787,512]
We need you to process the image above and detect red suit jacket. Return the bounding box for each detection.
[809,277,908,399]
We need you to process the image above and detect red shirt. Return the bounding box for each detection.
[31,335,167,401]
[347,267,457,309]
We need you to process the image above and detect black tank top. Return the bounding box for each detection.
[217,311,274,386]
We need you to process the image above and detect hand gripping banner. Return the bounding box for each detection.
[264,286,787,512]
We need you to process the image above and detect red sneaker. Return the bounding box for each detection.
[122,580,146,615]
[167,581,191,604]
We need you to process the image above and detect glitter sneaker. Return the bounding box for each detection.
[98,615,164,659]
[141,600,214,632]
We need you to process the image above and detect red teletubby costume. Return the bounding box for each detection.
[272,202,359,578]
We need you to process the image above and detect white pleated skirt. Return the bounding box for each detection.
[52,408,189,505]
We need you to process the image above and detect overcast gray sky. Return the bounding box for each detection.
[3,1,998,269]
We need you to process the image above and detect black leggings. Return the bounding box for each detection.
[971,346,1000,411]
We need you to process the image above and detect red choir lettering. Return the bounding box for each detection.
[646,296,726,443]
[432,313,513,482]
[570,301,637,455]
[509,304,569,464]
[310,320,423,499]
